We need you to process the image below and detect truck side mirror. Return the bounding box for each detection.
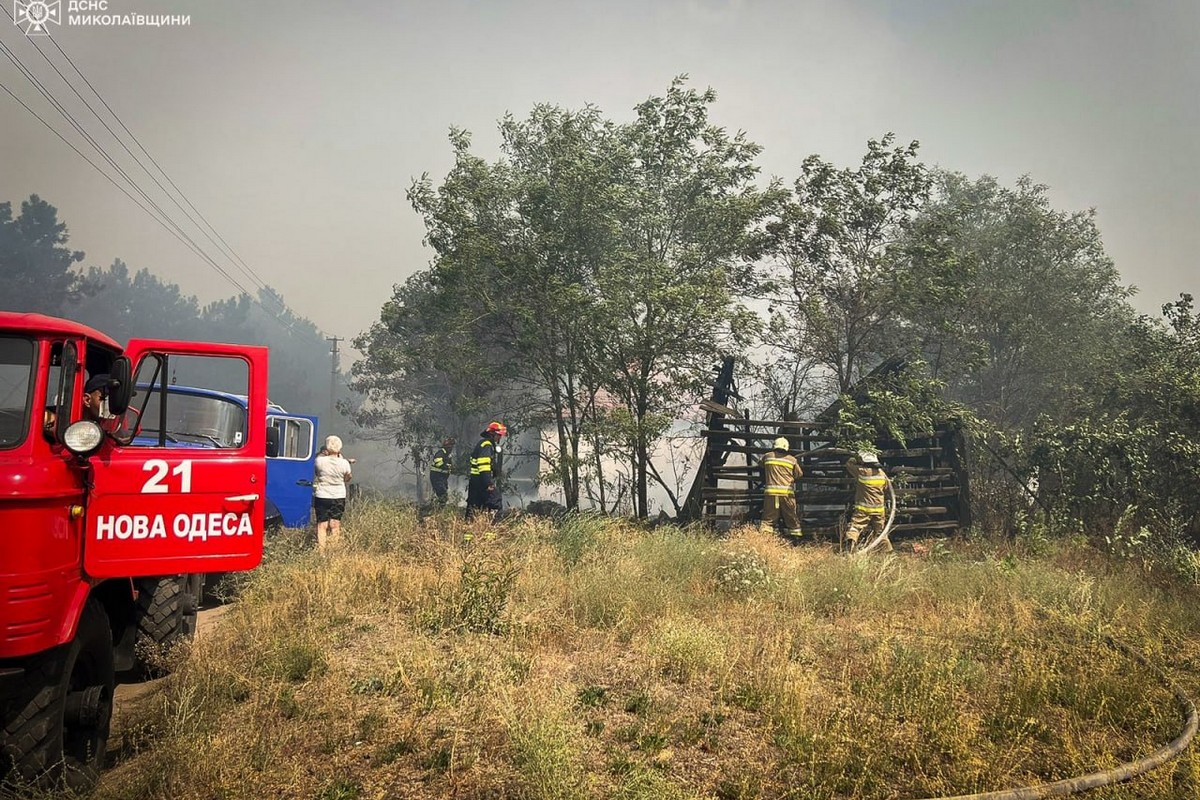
[266,425,280,459]
[107,357,133,415]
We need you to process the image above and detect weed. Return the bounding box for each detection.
[422,744,453,775]
[318,780,361,800]
[577,684,609,708]
[91,500,1200,800]
[457,551,519,634]
[637,730,667,753]
[614,766,692,800]
[648,618,726,681]
[280,642,326,682]
[624,690,652,716]
[714,549,771,596]
[350,676,385,695]
[356,711,385,741]
[372,738,415,766]
[553,513,605,566]
[275,687,300,719]
[508,704,584,800]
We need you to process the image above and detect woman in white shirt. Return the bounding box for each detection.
[313,434,353,551]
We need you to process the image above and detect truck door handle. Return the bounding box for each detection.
[296,480,312,486]
[225,494,260,502]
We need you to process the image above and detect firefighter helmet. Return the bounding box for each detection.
[485,421,507,437]
[858,450,880,465]
[773,437,789,451]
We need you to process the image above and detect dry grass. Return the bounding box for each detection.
[95,501,1200,800]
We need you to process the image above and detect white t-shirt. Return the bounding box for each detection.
[313,454,352,499]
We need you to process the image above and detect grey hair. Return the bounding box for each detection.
[324,435,343,454]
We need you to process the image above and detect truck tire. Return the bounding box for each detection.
[132,576,194,676]
[1,598,114,793]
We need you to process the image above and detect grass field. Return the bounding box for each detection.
[93,500,1200,800]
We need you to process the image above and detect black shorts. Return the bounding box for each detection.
[314,497,346,523]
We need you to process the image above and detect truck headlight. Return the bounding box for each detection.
[63,420,104,455]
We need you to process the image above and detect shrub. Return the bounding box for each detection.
[714,549,771,596]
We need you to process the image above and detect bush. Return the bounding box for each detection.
[714,549,771,596]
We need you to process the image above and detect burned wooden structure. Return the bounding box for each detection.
[681,360,972,540]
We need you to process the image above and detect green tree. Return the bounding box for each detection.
[407,109,619,509]
[351,271,492,500]
[1026,294,1200,539]
[768,134,932,398]
[70,258,202,344]
[921,173,1132,431]
[364,79,775,516]
[0,195,85,315]
[594,78,776,516]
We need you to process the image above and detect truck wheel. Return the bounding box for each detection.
[1,598,114,793]
[132,577,192,676]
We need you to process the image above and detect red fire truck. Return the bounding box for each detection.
[0,312,271,792]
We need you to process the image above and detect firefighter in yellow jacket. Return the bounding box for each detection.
[845,451,890,552]
[760,437,804,537]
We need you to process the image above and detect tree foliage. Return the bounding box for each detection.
[918,174,1133,431]
[1026,295,1200,540]
[769,134,932,395]
[0,195,85,315]
[1,195,343,433]
[360,78,773,516]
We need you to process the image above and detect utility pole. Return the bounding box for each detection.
[327,336,343,425]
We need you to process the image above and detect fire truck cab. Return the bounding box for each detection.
[0,312,270,791]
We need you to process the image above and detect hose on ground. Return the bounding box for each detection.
[921,634,1197,800]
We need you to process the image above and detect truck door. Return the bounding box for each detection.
[83,342,269,578]
[266,413,318,527]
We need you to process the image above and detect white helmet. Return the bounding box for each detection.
[858,450,880,465]
[773,437,789,451]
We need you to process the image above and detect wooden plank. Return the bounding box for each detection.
[704,474,959,488]
[707,443,789,455]
[730,419,834,430]
[701,430,836,442]
[895,487,960,499]
[703,493,954,519]
[880,447,944,457]
[699,398,742,417]
[888,520,960,532]
[707,444,869,457]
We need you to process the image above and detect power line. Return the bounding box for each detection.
[0,10,317,337]
[0,76,175,225]
[0,33,256,300]
[43,33,273,300]
[0,63,257,298]
[18,24,271,296]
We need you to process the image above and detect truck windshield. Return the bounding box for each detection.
[135,387,247,448]
[0,336,35,450]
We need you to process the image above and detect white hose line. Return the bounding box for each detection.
[921,634,1197,800]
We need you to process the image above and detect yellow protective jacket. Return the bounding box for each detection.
[761,451,803,496]
[846,460,887,514]
[430,446,453,476]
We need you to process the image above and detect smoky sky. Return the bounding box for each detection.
[1,0,1196,351]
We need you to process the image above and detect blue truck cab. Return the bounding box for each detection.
[130,384,319,527]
